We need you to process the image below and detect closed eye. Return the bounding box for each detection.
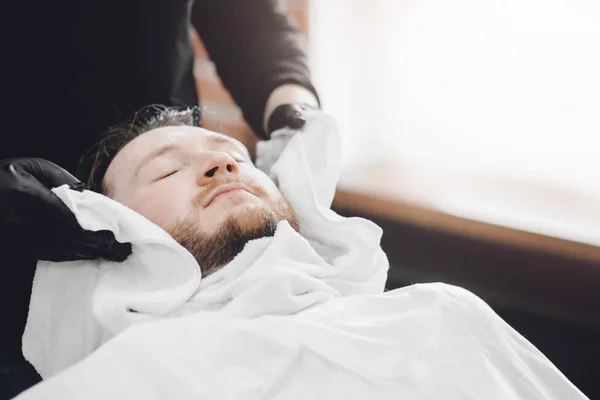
[231,153,249,164]
[156,170,180,181]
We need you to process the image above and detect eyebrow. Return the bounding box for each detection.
[134,136,251,178]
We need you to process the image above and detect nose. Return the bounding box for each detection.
[196,152,240,186]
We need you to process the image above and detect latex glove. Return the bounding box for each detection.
[265,103,317,139]
[0,158,132,263]
[256,103,318,176]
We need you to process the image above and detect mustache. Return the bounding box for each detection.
[191,177,267,208]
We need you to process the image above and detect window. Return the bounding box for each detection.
[309,0,600,245]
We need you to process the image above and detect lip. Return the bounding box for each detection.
[205,183,253,207]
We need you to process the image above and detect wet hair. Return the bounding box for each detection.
[77,105,200,195]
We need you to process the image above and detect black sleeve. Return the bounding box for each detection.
[0,255,38,361]
[191,0,320,139]
[0,255,43,397]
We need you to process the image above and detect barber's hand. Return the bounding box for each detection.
[0,158,132,263]
[256,103,320,176]
[266,103,317,139]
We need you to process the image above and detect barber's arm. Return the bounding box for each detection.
[191,0,320,139]
[0,158,131,263]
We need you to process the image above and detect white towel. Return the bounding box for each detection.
[22,111,389,379]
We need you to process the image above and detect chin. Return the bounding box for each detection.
[227,203,268,226]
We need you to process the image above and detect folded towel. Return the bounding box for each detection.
[22,111,389,379]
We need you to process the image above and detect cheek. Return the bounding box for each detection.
[128,186,192,230]
[244,168,281,198]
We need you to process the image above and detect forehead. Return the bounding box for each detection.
[106,125,248,181]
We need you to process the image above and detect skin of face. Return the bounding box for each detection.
[104,125,291,238]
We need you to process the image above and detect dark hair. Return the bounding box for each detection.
[77,105,200,195]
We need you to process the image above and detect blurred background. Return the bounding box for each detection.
[194,2,600,395]
[195,0,600,247]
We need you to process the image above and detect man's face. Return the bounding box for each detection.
[104,125,298,276]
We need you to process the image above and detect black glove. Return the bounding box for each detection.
[0,158,132,263]
[266,103,318,139]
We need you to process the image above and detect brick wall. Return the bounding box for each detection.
[191,0,309,153]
